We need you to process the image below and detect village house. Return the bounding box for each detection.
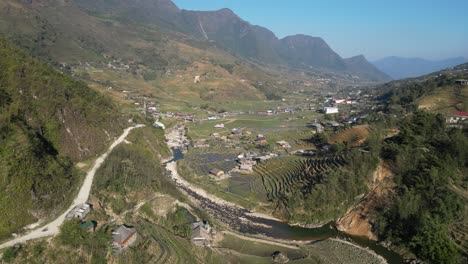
[256,134,267,143]
[237,153,258,172]
[193,141,210,148]
[209,169,225,177]
[153,121,166,130]
[238,159,256,172]
[255,153,278,161]
[194,75,201,83]
[214,124,225,129]
[455,79,468,85]
[66,203,91,220]
[309,122,324,133]
[276,140,291,148]
[324,107,339,114]
[190,221,212,246]
[112,225,137,250]
[231,128,242,135]
[326,121,340,127]
[80,221,96,233]
[447,111,468,124]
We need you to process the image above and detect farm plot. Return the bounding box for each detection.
[328,125,369,147]
[183,152,239,175]
[135,220,211,264]
[451,222,468,255]
[226,172,269,203]
[254,155,347,201]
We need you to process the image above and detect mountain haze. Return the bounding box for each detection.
[372,56,468,79]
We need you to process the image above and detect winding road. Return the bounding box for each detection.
[0,124,145,250]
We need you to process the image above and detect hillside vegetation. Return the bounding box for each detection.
[381,63,468,114]
[0,37,124,240]
[376,111,468,263]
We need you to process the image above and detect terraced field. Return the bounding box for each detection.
[329,125,369,147]
[451,221,468,255]
[137,221,210,264]
[254,155,347,201]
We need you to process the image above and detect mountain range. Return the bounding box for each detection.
[1,0,390,84]
[78,0,390,81]
[372,56,468,80]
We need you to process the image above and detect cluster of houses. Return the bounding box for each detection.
[65,203,138,253]
[236,152,279,172]
[447,111,468,128]
[65,202,214,250]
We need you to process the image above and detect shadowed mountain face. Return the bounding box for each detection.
[279,35,346,70]
[345,55,392,81]
[372,56,468,80]
[72,0,390,81]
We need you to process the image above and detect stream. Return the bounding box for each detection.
[167,144,404,264]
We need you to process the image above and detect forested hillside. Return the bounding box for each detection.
[0,38,124,240]
[376,111,468,263]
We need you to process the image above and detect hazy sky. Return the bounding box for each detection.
[173,0,468,61]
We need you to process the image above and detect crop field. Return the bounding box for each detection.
[218,233,309,262]
[178,157,269,209]
[226,172,269,202]
[307,239,385,264]
[328,125,370,147]
[417,85,468,113]
[254,155,347,201]
[187,114,317,140]
[450,221,468,255]
[449,201,468,256]
[264,129,316,150]
[123,220,215,264]
[183,152,239,175]
[217,233,385,264]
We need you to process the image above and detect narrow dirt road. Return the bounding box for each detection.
[0,124,145,250]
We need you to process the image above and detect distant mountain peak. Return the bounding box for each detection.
[156,0,181,13]
[216,8,236,16]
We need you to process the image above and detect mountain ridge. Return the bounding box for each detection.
[372,56,468,79]
[73,0,390,81]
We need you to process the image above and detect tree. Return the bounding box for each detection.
[410,215,459,263]
[58,220,87,246]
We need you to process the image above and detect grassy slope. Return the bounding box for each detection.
[417,84,468,114]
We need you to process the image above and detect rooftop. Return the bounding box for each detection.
[112,225,137,243]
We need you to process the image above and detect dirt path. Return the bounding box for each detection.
[0,125,145,250]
